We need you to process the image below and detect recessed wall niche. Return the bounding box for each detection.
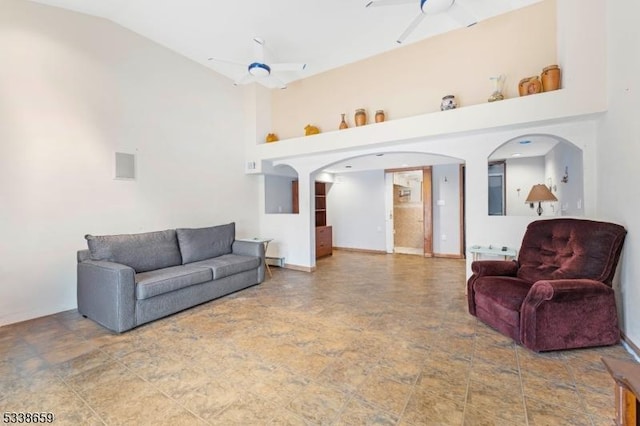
[488,135,584,217]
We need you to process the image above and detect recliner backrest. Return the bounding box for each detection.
[517,218,626,285]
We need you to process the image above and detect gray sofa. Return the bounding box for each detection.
[77,222,265,333]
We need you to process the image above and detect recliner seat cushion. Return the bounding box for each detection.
[86,230,182,273]
[190,254,261,280]
[135,265,213,300]
[473,276,532,331]
[177,223,235,264]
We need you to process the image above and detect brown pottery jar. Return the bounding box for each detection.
[541,65,561,92]
[355,108,367,126]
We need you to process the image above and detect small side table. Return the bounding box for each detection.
[602,357,640,425]
[469,245,517,261]
[237,238,273,278]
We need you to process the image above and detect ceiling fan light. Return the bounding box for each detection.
[421,0,455,14]
[248,62,270,77]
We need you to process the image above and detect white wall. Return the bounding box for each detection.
[598,0,640,348]
[545,141,584,216]
[432,164,461,255]
[505,157,547,216]
[327,171,387,252]
[0,1,259,325]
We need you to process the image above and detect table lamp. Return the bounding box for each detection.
[525,184,558,216]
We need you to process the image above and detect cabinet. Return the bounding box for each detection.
[315,181,327,226]
[315,182,332,258]
[291,181,332,258]
[316,225,333,258]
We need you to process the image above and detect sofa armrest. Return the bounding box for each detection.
[232,240,265,259]
[77,260,136,333]
[471,260,518,277]
[232,240,266,282]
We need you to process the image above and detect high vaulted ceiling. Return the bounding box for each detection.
[29,0,542,88]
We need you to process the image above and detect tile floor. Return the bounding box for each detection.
[0,251,636,425]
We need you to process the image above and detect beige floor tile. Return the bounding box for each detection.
[466,378,526,423]
[521,375,583,412]
[335,397,398,425]
[209,392,278,425]
[0,251,634,426]
[400,387,465,425]
[287,382,350,424]
[178,379,242,421]
[356,374,413,416]
[317,358,371,391]
[525,396,592,425]
[267,409,311,425]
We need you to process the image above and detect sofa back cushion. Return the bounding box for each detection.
[517,218,626,285]
[176,223,235,264]
[85,229,182,273]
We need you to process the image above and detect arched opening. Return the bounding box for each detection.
[310,151,466,258]
[488,134,584,217]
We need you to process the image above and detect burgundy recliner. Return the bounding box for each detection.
[468,218,627,352]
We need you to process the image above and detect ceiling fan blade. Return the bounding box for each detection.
[270,63,307,72]
[506,0,526,9]
[269,75,288,90]
[207,57,245,67]
[366,0,414,7]
[253,37,265,63]
[233,73,255,86]
[448,1,477,27]
[396,13,426,44]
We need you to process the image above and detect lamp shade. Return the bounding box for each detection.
[525,184,558,203]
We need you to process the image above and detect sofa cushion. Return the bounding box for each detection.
[176,223,235,264]
[135,265,213,300]
[86,230,182,273]
[190,254,260,280]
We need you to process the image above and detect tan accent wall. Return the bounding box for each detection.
[272,0,557,140]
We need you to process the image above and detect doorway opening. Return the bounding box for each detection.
[386,167,433,256]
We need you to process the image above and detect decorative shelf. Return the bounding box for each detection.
[246,88,605,173]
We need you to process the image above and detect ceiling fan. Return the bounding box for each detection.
[208,37,306,89]
[366,0,477,44]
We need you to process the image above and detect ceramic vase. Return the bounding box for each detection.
[375,110,385,123]
[488,75,505,102]
[339,113,348,130]
[440,95,457,111]
[355,108,367,126]
[541,65,561,91]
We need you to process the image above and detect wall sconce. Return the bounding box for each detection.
[561,166,569,183]
[525,184,558,216]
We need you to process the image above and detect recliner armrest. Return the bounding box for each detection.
[525,278,613,304]
[520,278,619,351]
[471,260,518,277]
[77,260,136,333]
